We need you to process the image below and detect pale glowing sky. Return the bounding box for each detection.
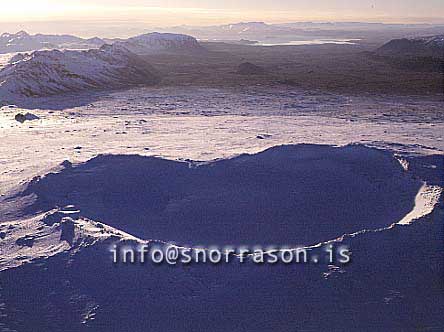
[1,0,443,25]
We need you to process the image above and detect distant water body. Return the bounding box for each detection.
[256,39,360,46]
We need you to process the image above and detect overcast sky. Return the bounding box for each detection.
[1,0,443,25]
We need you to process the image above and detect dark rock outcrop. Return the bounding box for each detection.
[14,112,40,123]
[237,62,267,75]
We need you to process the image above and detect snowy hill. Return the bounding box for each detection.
[0,30,105,54]
[0,32,203,101]
[0,44,160,100]
[118,32,205,54]
[377,35,444,57]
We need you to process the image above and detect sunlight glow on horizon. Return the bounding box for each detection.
[1,0,443,26]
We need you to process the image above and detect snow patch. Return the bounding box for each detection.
[397,183,442,225]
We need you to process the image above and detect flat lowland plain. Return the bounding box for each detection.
[144,40,443,96]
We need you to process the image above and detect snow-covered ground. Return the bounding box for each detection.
[0,86,443,196]
[0,52,15,69]
[0,86,443,331]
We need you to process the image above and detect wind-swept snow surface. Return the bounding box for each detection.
[0,84,443,331]
[11,145,424,246]
[0,44,159,100]
[0,144,443,332]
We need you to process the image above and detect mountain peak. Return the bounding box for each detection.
[15,30,30,37]
[123,32,204,54]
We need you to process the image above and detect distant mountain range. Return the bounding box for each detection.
[158,22,300,40]
[158,21,444,41]
[0,43,160,99]
[0,31,105,54]
[1,28,443,101]
[0,30,205,56]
